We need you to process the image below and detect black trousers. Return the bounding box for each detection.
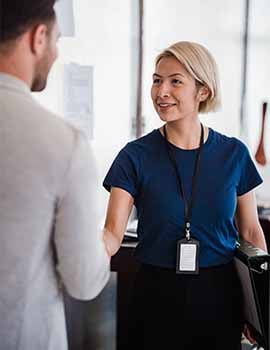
[125,262,244,350]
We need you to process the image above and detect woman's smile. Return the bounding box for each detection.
[157,102,177,112]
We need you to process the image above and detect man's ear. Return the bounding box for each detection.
[30,24,48,57]
[198,86,210,102]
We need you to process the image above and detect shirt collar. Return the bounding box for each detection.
[0,73,31,96]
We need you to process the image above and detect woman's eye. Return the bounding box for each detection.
[172,79,182,85]
[153,78,161,84]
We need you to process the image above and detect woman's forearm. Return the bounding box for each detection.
[242,226,267,252]
[103,228,122,257]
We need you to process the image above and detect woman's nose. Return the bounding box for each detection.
[157,83,170,98]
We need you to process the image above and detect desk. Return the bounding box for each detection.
[111,242,138,350]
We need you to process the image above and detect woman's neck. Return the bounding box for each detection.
[160,120,209,150]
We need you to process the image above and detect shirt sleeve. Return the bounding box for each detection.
[237,143,263,196]
[54,131,110,300]
[103,145,139,198]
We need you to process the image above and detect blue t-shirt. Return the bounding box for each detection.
[103,128,263,268]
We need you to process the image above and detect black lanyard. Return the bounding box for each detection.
[163,123,204,240]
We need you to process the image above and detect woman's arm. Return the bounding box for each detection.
[235,189,267,344]
[103,187,134,257]
[235,190,267,252]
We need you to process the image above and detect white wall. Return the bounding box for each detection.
[246,0,270,155]
[142,0,245,137]
[246,0,270,203]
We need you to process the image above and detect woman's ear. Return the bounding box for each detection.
[198,86,210,102]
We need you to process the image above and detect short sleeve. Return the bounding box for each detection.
[103,145,139,198]
[237,144,263,196]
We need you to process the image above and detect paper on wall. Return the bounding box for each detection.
[63,63,94,139]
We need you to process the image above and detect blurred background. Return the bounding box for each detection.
[35,0,270,214]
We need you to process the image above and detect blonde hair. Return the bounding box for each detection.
[155,41,221,113]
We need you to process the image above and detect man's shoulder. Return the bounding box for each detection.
[0,86,78,138]
[1,89,86,159]
[24,96,85,147]
[33,99,79,133]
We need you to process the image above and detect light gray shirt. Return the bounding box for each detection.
[0,73,110,350]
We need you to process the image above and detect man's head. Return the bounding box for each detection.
[0,0,60,91]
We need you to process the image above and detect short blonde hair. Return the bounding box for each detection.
[155,41,221,113]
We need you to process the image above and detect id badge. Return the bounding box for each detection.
[176,238,200,274]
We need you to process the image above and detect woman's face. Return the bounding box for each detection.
[151,56,201,123]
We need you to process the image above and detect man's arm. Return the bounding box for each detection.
[54,133,110,300]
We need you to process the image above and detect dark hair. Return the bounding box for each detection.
[0,0,57,44]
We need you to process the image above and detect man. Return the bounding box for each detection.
[0,1,110,349]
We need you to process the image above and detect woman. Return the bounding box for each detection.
[102,41,267,350]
